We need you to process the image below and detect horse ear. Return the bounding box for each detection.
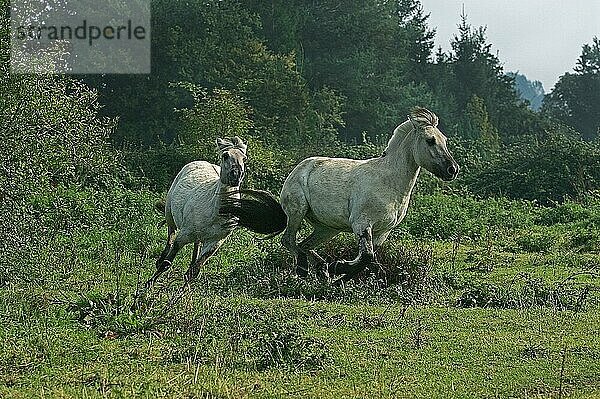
[216,137,233,151]
[231,136,248,155]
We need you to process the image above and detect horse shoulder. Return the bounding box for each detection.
[348,172,408,235]
[167,161,221,228]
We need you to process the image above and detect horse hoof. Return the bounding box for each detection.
[156,259,172,271]
[328,260,346,276]
[327,261,337,276]
[367,261,384,273]
[314,265,328,280]
[296,265,308,278]
[308,250,327,266]
[184,272,195,285]
[130,300,143,313]
[331,276,346,287]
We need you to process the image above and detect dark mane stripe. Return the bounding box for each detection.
[410,107,439,128]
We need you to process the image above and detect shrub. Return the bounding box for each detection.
[0,71,128,281]
[535,201,592,225]
[464,131,600,203]
[400,193,535,240]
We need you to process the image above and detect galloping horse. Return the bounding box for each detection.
[222,107,459,280]
[145,136,249,289]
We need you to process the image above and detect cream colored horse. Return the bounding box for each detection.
[281,108,458,279]
[222,108,459,281]
[145,137,247,289]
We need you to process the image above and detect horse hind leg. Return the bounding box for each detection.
[298,225,339,275]
[184,239,224,283]
[280,183,311,276]
[281,209,309,277]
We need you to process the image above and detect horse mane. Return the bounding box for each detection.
[410,107,439,128]
[382,107,439,156]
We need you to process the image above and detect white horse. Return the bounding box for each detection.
[145,136,247,289]
[222,108,459,281]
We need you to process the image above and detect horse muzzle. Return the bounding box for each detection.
[442,161,460,181]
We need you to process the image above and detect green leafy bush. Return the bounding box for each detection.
[0,64,129,281]
[400,193,535,240]
[464,131,600,203]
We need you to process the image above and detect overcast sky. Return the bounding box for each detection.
[419,0,600,91]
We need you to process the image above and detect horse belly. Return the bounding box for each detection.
[303,160,358,231]
[306,202,352,231]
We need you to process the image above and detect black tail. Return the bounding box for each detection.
[220,189,287,237]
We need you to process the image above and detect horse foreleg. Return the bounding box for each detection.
[156,225,176,269]
[191,241,200,266]
[145,236,184,289]
[184,240,224,284]
[329,226,374,281]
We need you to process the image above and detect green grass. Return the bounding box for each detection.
[2,189,600,398]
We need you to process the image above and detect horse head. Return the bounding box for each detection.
[217,136,247,187]
[409,108,459,181]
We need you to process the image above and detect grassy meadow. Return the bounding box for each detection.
[2,187,599,398]
[2,0,600,397]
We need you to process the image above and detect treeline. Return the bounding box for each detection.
[89,1,537,145]
[2,0,600,206]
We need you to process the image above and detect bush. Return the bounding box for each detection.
[535,201,593,225]
[0,73,129,281]
[464,131,600,203]
[400,193,535,240]
[455,276,594,311]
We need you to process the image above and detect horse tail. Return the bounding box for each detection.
[220,189,286,238]
[155,200,166,228]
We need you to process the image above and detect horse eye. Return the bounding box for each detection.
[426,137,436,146]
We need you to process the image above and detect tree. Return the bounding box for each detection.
[430,13,539,142]
[175,84,253,160]
[466,95,500,153]
[575,37,600,75]
[253,0,437,141]
[543,37,600,140]
[85,0,339,148]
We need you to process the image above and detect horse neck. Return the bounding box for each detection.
[215,163,238,196]
[377,122,421,195]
